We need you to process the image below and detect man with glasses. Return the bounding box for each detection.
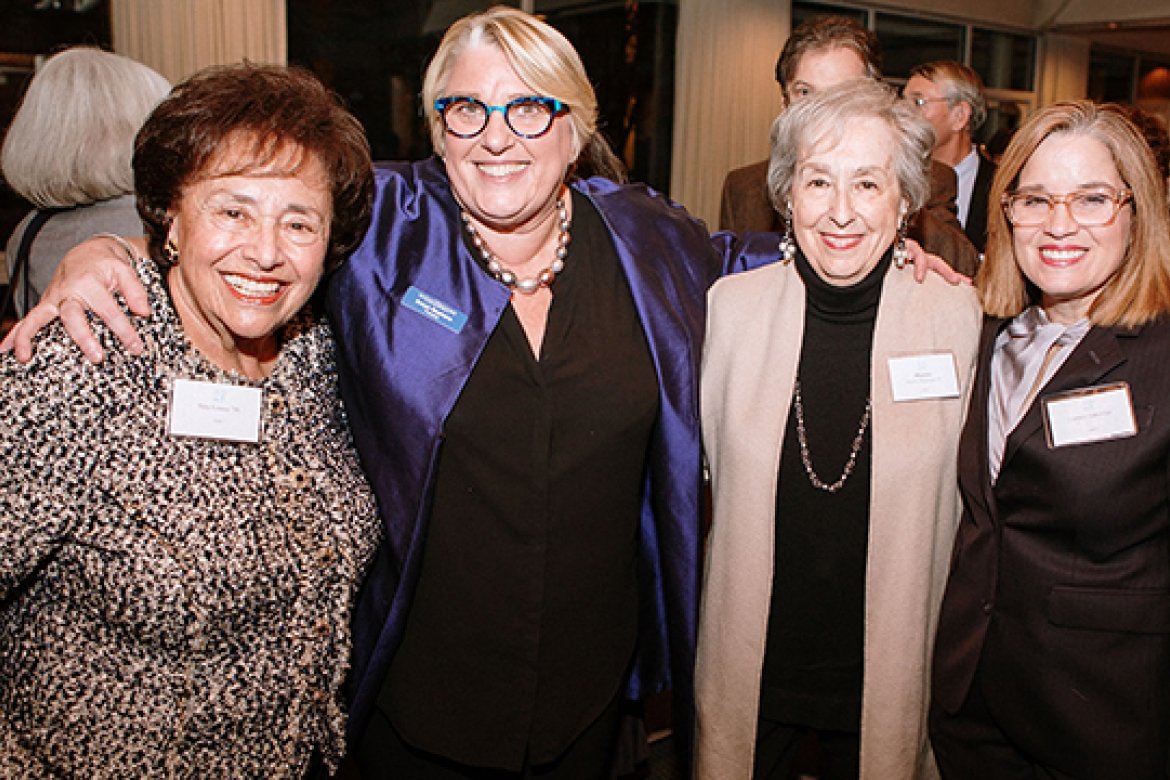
[904,61,997,254]
[719,16,979,276]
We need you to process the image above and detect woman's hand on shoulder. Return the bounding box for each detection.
[1,235,152,364]
[905,238,973,286]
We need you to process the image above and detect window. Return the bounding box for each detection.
[971,28,1034,92]
[791,1,1038,146]
[1087,49,1138,103]
[536,1,678,192]
[874,13,964,80]
[792,2,864,29]
[1090,48,1170,103]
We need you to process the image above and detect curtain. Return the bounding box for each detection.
[111,0,287,85]
[671,0,789,229]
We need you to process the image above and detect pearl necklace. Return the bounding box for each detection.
[792,379,872,493]
[461,199,571,295]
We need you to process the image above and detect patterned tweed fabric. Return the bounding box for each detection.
[0,258,380,778]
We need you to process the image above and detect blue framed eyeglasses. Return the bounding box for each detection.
[434,96,566,139]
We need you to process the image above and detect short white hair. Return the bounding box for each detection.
[768,79,934,216]
[1,47,170,208]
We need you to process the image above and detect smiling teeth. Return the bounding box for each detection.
[478,163,526,176]
[225,274,280,297]
[1041,249,1084,261]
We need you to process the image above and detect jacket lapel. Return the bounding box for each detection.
[999,325,1128,474]
[953,317,1007,525]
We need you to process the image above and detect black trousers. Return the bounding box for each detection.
[753,717,860,780]
[349,692,623,780]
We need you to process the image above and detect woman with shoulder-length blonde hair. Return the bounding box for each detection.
[974,102,1170,327]
[931,101,1170,780]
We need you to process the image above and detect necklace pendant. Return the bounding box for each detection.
[515,276,541,294]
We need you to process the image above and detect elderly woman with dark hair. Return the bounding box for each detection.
[1,46,170,315]
[931,101,1170,780]
[697,80,980,779]
[0,64,377,778]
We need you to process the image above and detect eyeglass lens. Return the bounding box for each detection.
[440,97,557,138]
[1006,190,1129,227]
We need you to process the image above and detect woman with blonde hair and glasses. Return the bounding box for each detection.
[931,101,1170,780]
[4,7,755,777]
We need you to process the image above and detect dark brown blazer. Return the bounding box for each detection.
[932,316,1170,779]
[718,158,980,277]
[963,154,996,254]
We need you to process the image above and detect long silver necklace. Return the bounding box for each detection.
[792,379,872,493]
[460,199,571,295]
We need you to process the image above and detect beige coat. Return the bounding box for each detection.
[695,260,980,779]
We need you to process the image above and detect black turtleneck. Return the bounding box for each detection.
[757,247,892,733]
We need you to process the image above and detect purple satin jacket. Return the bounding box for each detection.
[326,156,765,756]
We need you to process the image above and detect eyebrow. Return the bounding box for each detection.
[441,91,535,102]
[204,191,327,218]
[798,161,891,177]
[1013,180,1122,192]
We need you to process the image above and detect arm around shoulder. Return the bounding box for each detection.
[1,234,151,363]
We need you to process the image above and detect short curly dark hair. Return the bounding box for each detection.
[133,63,373,273]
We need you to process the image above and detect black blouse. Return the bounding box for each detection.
[381,189,659,770]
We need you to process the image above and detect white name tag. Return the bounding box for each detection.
[887,352,961,402]
[168,378,263,443]
[1043,382,1137,448]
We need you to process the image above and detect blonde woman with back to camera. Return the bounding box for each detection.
[2,47,170,315]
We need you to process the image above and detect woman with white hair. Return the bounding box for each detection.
[2,46,170,314]
[697,80,980,779]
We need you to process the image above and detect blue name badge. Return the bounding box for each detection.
[402,285,468,334]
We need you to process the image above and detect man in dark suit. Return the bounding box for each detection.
[718,16,980,277]
[904,61,996,255]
